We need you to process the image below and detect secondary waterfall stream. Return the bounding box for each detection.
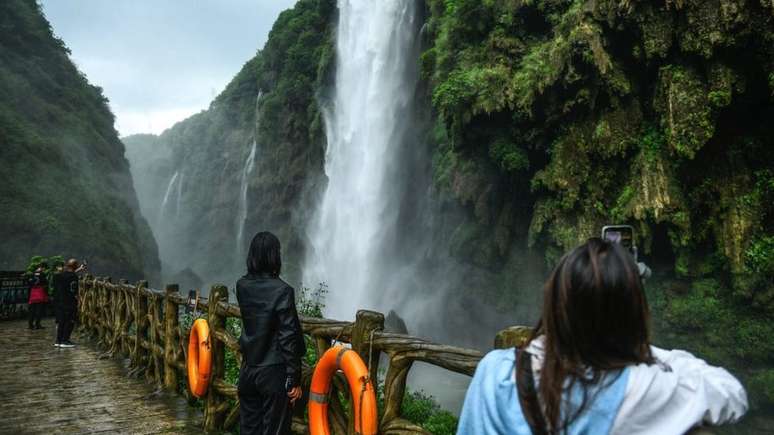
[160,171,180,220]
[236,140,257,261]
[304,0,422,320]
[175,173,184,218]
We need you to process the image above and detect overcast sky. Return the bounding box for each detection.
[40,0,297,137]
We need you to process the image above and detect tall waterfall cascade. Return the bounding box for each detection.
[304,0,422,319]
[236,140,257,261]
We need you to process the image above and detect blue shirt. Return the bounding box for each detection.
[457,349,630,435]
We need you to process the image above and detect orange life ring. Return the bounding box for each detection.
[187,318,212,398]
[308,345,378,435]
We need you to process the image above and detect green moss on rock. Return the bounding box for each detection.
[654,65,715,158]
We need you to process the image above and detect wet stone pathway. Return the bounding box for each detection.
[0,320,202,434]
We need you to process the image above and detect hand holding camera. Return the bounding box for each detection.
[602,225,651,280]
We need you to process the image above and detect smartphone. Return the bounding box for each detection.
[601,225,635,254]
[186,290,197,314]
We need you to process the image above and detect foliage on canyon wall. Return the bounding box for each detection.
[123,0,335,284]
[0,0,159,282]
[122,60,257,283]
[246,0,336,280]
[424,0,774,404]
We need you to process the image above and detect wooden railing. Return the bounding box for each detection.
[77,275,532,434]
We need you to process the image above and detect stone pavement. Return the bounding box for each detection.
[0,319,203,434]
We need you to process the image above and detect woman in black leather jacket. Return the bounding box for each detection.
[236,231,305,435]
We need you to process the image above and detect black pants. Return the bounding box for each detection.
[28,303,45,328]
[56,306,76,343]
[238,364,292,435]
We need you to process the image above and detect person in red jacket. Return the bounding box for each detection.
[27,263,49,330]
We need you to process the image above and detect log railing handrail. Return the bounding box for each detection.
[76,275,531,434]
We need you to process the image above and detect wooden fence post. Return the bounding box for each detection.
[149,290,164,386]
[120,281,132,355]
[381,355,413,428]
[164,284,180,392]
[204,285,228,431]
[351,310,384,388]
[77,274,87,326]
[349,310,384,435]
[99,278,111,346]
[133,280,149,371]
[78,274,91,329]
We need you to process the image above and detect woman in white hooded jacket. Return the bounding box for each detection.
[458,238,748,434]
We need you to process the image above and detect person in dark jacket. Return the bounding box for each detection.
[236,231,305,435]
[52,258,84,348]
[27,263,49,329]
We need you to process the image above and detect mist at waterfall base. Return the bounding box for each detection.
[126,137,259,297]
[302,0,541,412]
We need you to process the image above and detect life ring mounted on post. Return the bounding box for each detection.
[308,345,378,435]
[187,318,212,398]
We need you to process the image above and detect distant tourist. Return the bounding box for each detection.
[52,259,85,348]
[236,231,305,435]
[27,263,49,329]
[458,238,748,434]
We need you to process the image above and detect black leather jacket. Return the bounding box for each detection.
[53,271,78,308]
[236,273,305,387]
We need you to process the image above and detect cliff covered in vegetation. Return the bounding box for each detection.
[0,0,159,282]
[123,0,335,284]
[423,0,774,409]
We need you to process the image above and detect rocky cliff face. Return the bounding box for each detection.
[123,0,335,287]
[123,59,262,286]
[0,0,159,282]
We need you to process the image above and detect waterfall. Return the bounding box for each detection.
[236,140,257,260]
[304,0,421,319]
[160,171,179,220]
[175,172,184,218]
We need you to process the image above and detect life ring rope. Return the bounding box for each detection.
[357,329,377,434]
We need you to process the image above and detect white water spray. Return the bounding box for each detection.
[236,140,257,260]
[304,0,421,319]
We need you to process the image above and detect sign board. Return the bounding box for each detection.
[0,271,28,305]
[1,271,28,319]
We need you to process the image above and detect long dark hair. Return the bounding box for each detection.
[520,237,653,432]
[246,231,282,277]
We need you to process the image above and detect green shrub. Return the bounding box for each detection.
[24,255,64,296]
[225,317,243,385]
[298,282,327,319]
[749,369,774,406]
[400,390,458,435]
